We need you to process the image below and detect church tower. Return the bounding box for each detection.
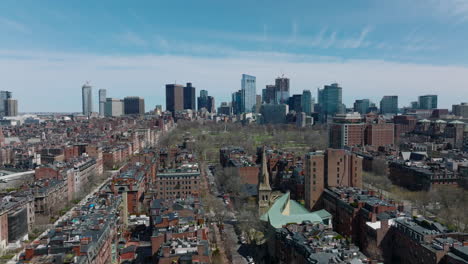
[258,147,272,215]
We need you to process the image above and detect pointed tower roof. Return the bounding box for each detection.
[258,146,272,191]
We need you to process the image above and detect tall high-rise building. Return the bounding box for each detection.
[105,98,124,117]
[5,99,18,117]
[197,89,209,111]
[305,149,362,210]
[241,74,256,113]
[217,102,232,115]
[288,94,302,112]
[380,96,398,115]
[453,103,468,118]
[329,113,365,148]
[353,99,371,115]
[98,89,106,117]
[0,91,12,116]
[207,96,216,113]
[275,77,290,104]
[199,89,208,98]
[364,115,395,147]
[263,85,276,104]
[301,90,314,115]
[82,83,93,116]
[317,83,344,122]
[304,151,325,210]
[183,83,196,110]
[255,94,262,113]
[232,90,243,115]
[260,104,289,124]
[123,97,145,115]
[166,84,184,114]
[418,95,438,110]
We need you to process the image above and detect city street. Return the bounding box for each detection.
[206,165,249,264]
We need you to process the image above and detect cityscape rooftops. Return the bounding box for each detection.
[276,222,369,264]
[20,192,122,263]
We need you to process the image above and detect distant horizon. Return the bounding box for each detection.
[2,1,468,112]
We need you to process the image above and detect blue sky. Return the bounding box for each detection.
[1,0,468,112]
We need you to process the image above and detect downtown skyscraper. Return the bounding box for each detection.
[105,98,124,117]
[99,89,107,117]
[380,96,398,115]
[353,99,371,115]
[5,98,18,116]
[241,74,256,113]
[0,91,12,116]
[123,96,145,115]
[82,83,93,116]
[166,84,184,114]
[197,90,215,113]
[166,83,197,116]
[317,83,344,122]
[418,95,438,110]
[301,90,314,115]
[183,83,196,110]
[274,77,290,104]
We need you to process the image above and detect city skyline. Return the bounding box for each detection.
[2,1,468,112]
[2,2,468,262]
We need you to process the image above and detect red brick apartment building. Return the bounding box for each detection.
[329,113,395,149]
[304,149,362,210]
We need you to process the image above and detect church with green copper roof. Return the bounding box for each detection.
[260,192,332,229]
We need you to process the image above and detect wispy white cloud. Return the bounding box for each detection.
[374,29,439,52]
[340,26,373,49]
[177,27,371,50]
[117,31,148,47]
[402,29,439,51]
[322,31,337,48]
[431,0,468,23]
[0,17,29,34]
[290,20,299,42]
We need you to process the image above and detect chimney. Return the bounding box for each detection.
[165,232,172,241]
[151,234,164,256]
[443,243,450,252]
[73,245,81,256]
[398,204,405,212]
[80,237,91,245]
[197,244,206,255]
[371,213,377,222]
[381,219,389,230]
[25,247,34,260]
[162,246,171,257]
